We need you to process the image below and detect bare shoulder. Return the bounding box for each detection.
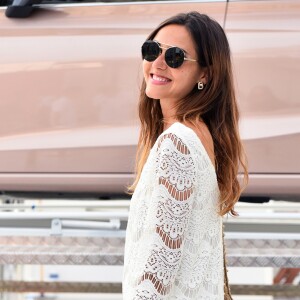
[183,120,216,169]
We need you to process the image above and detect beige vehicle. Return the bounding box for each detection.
[0,0,299,202]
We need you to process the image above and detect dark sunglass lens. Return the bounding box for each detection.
[141,41,160,62]
[165,47,185,68]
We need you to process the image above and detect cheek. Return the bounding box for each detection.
[178,71,198,94]
[143,60,151,80]
[180,71,194,84]
[184,69,199,84]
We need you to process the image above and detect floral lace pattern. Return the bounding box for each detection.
[123,123,223,300]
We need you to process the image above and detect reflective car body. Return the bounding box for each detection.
[0,0,299,200]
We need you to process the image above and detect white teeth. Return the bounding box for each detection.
[153,74,169,82]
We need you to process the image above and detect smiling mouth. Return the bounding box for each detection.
[151,74,172,82]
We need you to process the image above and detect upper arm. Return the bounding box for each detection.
[135,132,197,297]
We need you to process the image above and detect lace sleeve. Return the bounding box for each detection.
[134,132,197,299]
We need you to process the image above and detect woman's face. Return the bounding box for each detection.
[143,24,206,102]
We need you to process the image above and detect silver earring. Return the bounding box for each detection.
[198,82,204,90]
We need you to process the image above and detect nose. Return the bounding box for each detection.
[152,50,167,70]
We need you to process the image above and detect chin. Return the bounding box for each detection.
[145,89,161,100]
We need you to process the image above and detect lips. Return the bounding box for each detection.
[150,73,172,84]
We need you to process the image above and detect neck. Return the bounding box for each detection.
[160,98,178,130]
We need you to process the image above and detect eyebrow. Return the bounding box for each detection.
[153,39,189,55]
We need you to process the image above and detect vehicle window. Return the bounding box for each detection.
[0,0,12,5]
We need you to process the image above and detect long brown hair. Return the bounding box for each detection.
[128,12,248,216]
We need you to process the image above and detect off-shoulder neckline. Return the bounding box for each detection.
[166,122,216,173]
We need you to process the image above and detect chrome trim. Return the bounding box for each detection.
[37,0,225,9]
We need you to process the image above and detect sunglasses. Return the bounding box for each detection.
[141,40,198,68]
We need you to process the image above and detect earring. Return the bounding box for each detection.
[198,82,204,90]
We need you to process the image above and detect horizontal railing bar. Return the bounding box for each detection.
[0,230,299,241]
[226,232,300,240]
[61,219,120,230]
[1,199,300,211]
[231,284,300,296]
[0,228,126,237]
[0,282,299,296]
[0,211,129,220]
[224,219,300,225]
[237,206,300,211]
[0,211,299,222]
[237,201,300,208]
[227,212,300,219]
[0,281,122,293]
[0,200,131,210]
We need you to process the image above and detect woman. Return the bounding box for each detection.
[123,11,248,300]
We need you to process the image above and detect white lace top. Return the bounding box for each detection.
[123,122,224,300]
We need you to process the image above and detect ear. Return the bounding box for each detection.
[198,67,208,85]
